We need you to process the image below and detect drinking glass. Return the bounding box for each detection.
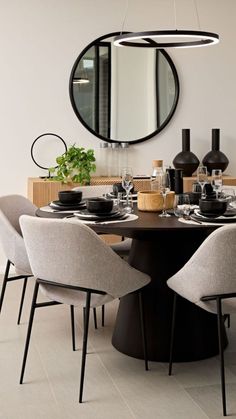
[174,194,191,218]
[158,172,171,217]
[220,188,236,208]
[197,165,208,198]
[121,167,134,213]
[211,169,222,199]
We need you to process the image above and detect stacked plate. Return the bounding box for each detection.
[74,208,127,222]
[191,208,236,223]
[49,200,86,211]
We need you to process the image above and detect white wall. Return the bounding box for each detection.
[0,0,235,265]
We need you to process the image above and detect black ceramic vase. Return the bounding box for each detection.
[202,128,229,174]
[173,129,199,176]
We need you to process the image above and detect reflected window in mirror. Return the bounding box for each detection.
[69,32,179,145]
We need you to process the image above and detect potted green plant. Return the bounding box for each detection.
[50,144,96,185]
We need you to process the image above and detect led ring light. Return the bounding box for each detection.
[114,30,219,48]
[31,133,67,178]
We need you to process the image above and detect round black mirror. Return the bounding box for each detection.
[69,32,179,145]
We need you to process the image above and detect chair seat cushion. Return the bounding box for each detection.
[110,238,132,256]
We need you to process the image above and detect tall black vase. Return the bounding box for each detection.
[173,129,199,177]
[202,128,229,174]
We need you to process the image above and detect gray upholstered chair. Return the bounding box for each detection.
[73,184,132,327]
[72,184,132,258]
[0,195,37,323]
[167,224,236,417]
[19,215,151,403]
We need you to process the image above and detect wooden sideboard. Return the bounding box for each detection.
[28,176,236,208]
[27,177,152,207]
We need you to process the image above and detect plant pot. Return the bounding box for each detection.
[173,129,199,176]
[202,129,229,174]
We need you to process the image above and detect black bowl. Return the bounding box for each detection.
[58,190,82,204]
[188,192,202,205]
[113,183,125,195]
[86,197,113,214]
[199,198,227,216]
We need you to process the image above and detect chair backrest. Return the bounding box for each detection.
[20,215,150,298]
[72,185,113,199]
[0,195,37,235]
[0,195,36,273]
[167,225,236,312]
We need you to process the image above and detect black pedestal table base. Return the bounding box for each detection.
[112,231,227,362]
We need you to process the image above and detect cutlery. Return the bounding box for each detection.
[183,214,202,224]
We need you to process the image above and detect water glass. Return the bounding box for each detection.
[220,188,236,208]
[174,194,191,218]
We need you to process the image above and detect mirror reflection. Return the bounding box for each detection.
[69,33,179,144]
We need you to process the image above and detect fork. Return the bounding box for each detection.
[183,214,202,224]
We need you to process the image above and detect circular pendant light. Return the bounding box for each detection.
[114,30,219,48]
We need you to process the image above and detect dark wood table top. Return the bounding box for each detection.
[36,205,219,240]
[89,206,219,239]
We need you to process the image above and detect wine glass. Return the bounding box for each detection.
[197,165,208,198]
[158,172,171,217]
[121,167,134,213]
[211,169,222,199]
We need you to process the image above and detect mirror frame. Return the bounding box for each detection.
[69,32,180,145]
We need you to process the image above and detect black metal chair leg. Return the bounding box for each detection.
[17,277,28,325]
[79,291,91,403]
[20,281,39,384]
[138,292,148,371]
[0,260,11,313]
[101,305,105,327]
[224,314,230,328]
[70,305,76,351]
[169,293,177,376]
[217,298,227,416]
[93,307,97,329]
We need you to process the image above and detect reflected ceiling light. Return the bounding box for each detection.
[73,77,90,84]
[114,0,219,49]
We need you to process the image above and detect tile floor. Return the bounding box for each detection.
[1,276,236,419]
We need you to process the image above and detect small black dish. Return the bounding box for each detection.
[86,197,113,214]
[199,198,227,217]
[58,190,82,204]
[188,192,202,205]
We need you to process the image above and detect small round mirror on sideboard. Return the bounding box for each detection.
[69,32,180,145]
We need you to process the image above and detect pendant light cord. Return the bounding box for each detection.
[173,0,177,30]
[120,0,129,34]
[193,0,201,30]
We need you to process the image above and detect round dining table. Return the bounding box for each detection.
[36,206,227,363]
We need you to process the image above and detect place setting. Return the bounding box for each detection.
[74,168,138,224]
[175,169,236,225]
[39,190,86,217]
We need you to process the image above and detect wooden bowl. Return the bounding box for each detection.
[137,191,175,212]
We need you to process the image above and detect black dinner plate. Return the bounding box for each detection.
[74,209,126,221]
[49,200,86,211]
[192,209,236,223]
